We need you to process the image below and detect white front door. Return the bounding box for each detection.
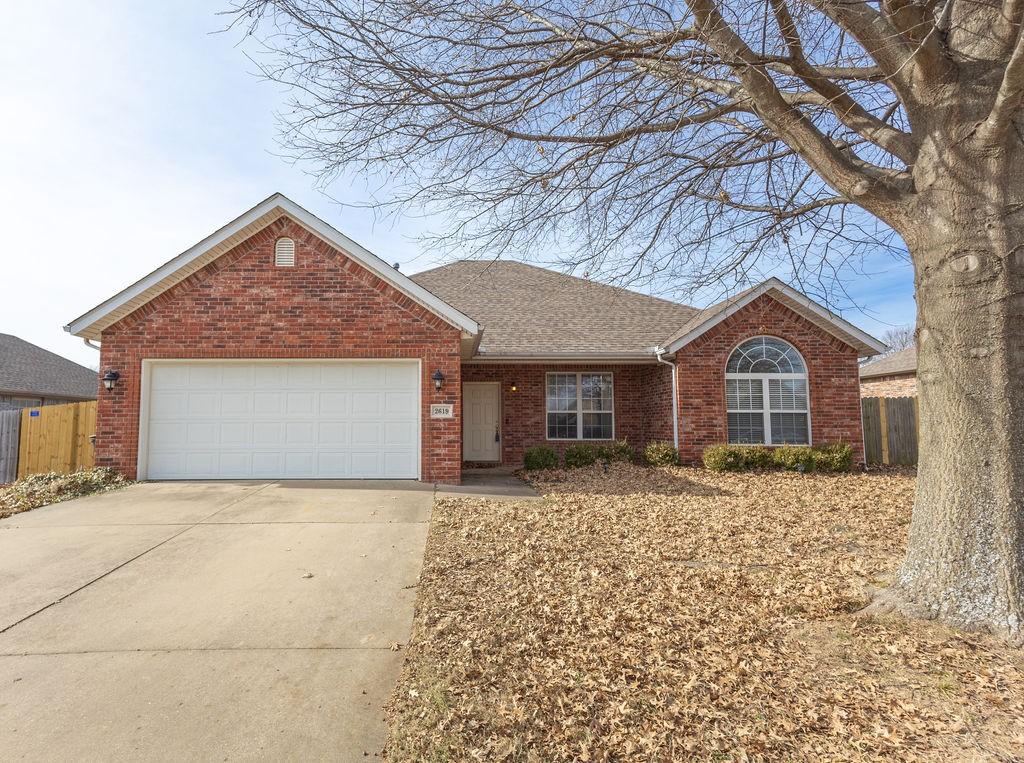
[141,360,421,480]
[462,382,501,462]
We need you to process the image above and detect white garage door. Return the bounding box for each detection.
[142,361,420,480]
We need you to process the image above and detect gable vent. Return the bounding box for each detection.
[275,237,295,267]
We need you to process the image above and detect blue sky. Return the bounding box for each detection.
[0,1,916,369]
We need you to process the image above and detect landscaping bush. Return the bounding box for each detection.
[523,445,559,471]
[702,443,855,472]
[702,445,746,471]
[596,439,634,463]
[771,445,817,472]
[564,443,599,468]
[644,440,679,466]
[811,442,854,471]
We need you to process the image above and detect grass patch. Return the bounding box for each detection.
[0,468,131,519]
[387,463,1024,761]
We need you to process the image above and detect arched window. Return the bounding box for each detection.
[725,337,809,445]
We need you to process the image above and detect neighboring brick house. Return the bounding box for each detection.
[0,333,97,411]
[65,194,885,484]
[859,347,917,398]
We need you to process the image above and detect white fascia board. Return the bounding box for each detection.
[664,278,887,356]
[65,193,480,338]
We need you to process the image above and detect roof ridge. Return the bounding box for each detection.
[411,258,696,310]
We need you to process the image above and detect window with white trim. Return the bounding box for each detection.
[546,372,614,440]
[725,337,809,445]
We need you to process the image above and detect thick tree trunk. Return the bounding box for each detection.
[882,156,1024,643]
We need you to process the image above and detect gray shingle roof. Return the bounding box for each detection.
[410,260,696,356]
[0,334,97,400]
[860,347,917,379]
[662,284,760,348]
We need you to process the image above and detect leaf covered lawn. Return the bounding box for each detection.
[386,463,1024,761]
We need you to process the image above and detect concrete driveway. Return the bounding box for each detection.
[0,480,433,761]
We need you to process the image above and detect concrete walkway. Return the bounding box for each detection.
[0,480,437,762]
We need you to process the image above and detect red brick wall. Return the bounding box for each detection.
[96,216,463,484]
[460,364,667,466]
[860,374,917,398]
[675,294,865,464]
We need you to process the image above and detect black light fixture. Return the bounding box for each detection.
[432,369,445,391]
[510,380,518,392]
[101,369,120,392]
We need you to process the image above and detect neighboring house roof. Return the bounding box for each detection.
[64,193,480,342]
[410,260,697,359]
[860,347,917,379]
[0,334,97,400]
[662,278,887,357]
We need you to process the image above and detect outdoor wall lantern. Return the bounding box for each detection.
[510,381,518,392]
[432,369,445,391]
[101,370,121,392]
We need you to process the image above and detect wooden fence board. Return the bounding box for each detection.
[887,397,918,465]
[0,409,20,484]
[861,396,917,465]
[16,401,97,478]
[861,397,882,464]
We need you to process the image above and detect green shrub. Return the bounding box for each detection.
[702,443,854,472]
[596,439,634,463]
[772,445,817,472]
[523,445,559,471]
[563,443,599,468]
[740,446,774,469]
[811,442,854,472]
[644,440,679,466]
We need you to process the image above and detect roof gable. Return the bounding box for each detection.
[663,278,887,357]
[0,334,96,400]
[65,194,480,341]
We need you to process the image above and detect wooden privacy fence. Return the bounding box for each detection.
[862,396,918,466]
[0,401,98,482]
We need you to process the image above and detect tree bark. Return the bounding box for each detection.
[881,146,1024,643]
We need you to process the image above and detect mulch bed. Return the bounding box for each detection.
[386,463,1024,761]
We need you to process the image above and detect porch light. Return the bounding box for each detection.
[432,369,445,390]
[101,369,120,392]
[510,381,518,392]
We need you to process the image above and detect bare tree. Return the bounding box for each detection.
[882,324,916,354]
[229,0,1024,642]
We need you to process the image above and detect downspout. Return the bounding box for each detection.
[654,347,679,451]
[83,338,101,351]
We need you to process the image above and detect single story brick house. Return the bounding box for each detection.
[65,194,885,484]
[859,347,917,397]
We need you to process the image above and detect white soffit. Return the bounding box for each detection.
[665,278,887,357]
[64,193,480,341]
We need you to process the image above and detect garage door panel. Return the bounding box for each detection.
[351,392,381,416]
[221,392,252,416]
[187,393,218,416]
[144,361,420,479]
[285,422,315,445]
[286,392,315,415]
[253,392,284,416]
[186,422,218,446]
[317,422,350,446]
